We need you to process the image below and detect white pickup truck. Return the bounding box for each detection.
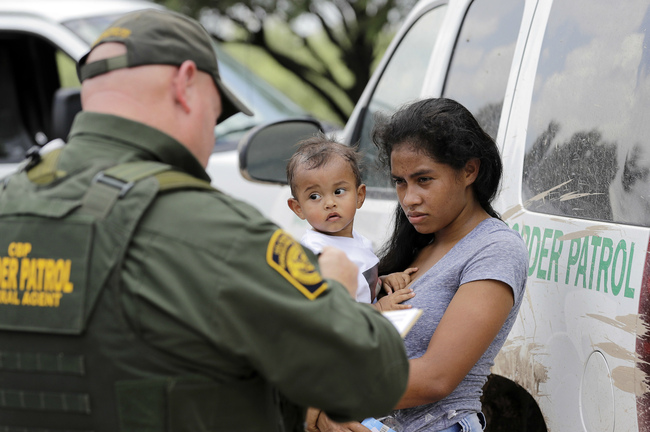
[0,0,311,180]
[236,0,650,431]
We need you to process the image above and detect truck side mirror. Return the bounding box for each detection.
[239,118,322,185]
[51,88,82,141]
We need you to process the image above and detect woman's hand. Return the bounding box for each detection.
[305,408,322,432]
[305,409,371,432]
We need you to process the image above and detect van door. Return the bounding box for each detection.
[496,0,650,430]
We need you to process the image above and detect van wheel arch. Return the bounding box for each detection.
[481,374,547,432]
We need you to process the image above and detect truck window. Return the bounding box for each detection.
[442,0,525,141]
[522,0,650,227]
[356,4,447,191]
[0,39,30,163]
[0,34,69,164]
[56,51,81,89]
[0,32,80,164]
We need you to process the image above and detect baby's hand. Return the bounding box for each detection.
[373,288,415,312]
[381,267,418,294]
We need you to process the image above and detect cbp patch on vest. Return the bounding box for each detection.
[0,221,91,334]
[266,230,327,300]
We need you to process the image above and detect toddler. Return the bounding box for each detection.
[286,134,415,311]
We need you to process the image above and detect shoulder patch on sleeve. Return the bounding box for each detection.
[266,229,327,300]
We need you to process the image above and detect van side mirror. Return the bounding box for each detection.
[51,87,82,141]
[239,118,322,185]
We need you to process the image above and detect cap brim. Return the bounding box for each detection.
[216,77,253,123]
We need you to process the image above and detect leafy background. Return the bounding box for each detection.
[155,0,416,125]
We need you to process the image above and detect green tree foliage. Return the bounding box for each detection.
[155,0,415,124]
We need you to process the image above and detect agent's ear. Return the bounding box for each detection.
[287,198,306,220]
[172,60,198,114]
[463,158,481,186]
[356,184,367,209]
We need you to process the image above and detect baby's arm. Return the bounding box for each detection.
[380,267,418,294]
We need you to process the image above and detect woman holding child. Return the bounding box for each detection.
[307,98,528,432]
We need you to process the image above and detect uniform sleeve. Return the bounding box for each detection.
[126,193,409,421]
[216,223,408,420]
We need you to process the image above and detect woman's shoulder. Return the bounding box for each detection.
[462,219,529,296]
[468,218,528,257]
[475,218,525,241]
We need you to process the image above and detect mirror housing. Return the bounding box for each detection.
[239,118,322,185]
[51,87,82,141]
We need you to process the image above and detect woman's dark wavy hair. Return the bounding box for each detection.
[372,98,503,275]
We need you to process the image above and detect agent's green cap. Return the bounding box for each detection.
[77,8,253,122]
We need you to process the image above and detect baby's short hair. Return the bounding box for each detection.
[287,133,362,197]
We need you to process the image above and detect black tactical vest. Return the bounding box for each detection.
[0,150,303,432]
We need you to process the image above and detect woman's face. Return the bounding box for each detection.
[390,143,476,235]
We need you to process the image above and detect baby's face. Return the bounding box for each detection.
[290,156,365,238]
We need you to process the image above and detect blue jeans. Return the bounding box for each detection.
[437,412,486,432]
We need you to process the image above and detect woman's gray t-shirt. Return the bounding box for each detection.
[389,218,528,431]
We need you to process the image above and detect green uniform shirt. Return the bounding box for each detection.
[61,112,408,421]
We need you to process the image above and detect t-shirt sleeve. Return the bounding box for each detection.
[459,227,528,305]
[301,230,328,255]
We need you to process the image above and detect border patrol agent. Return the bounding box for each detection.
[0,9,408,432]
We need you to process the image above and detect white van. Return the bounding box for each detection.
[239,0,650,431]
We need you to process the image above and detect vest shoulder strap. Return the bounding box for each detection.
[79,161,216,219]
[15,147,216,220]
[0,153,217,335]
[79,161,172,219]
[155,170,215,192]
[25,147,215,194]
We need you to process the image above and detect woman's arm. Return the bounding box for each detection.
[305,409,371,432]
[395,278,514,409]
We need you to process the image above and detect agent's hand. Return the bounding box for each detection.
[381,267,418,294]
[318,246,358,299]
[374,287,415,312]
[305,409,371,432]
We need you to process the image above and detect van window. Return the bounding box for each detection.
[442,0,525,140]
[356,5,447,191]
[522,0,650,227]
